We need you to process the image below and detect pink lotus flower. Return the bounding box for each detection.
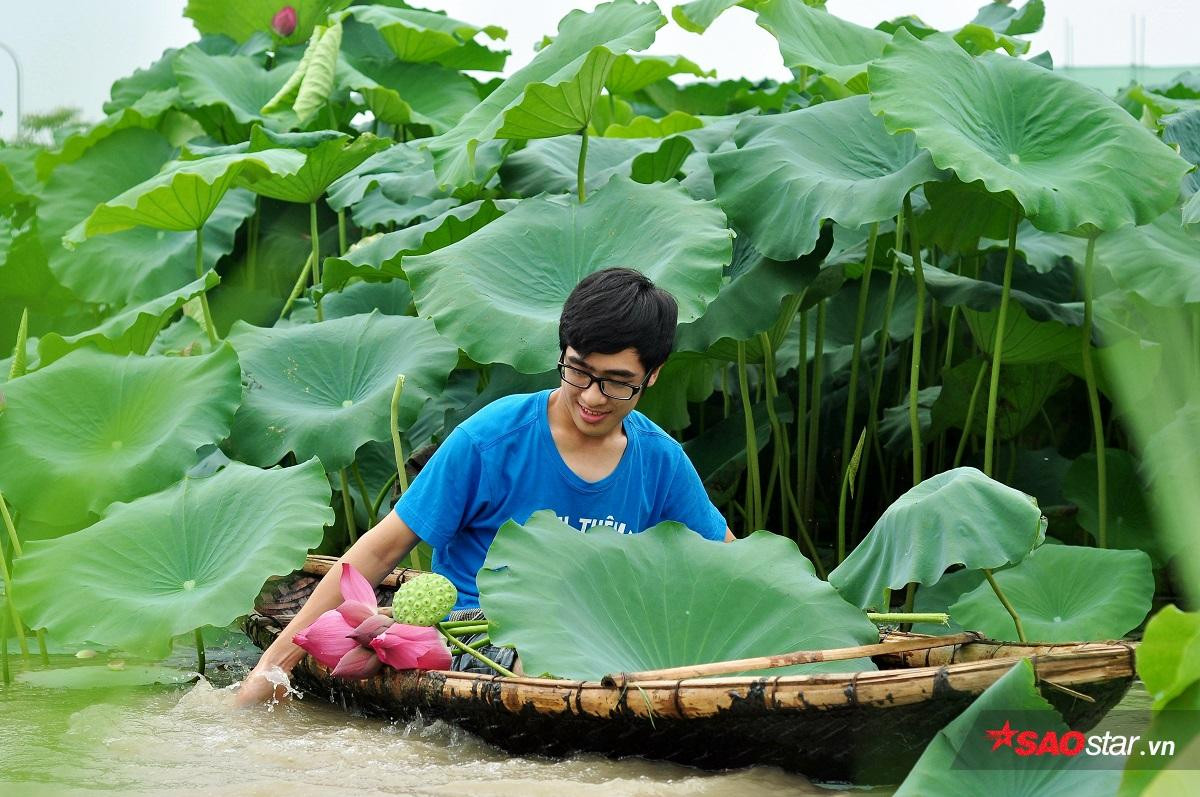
[291,563,451,679]
[271,6,298,37]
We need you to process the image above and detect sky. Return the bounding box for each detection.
[3,0,1198,140]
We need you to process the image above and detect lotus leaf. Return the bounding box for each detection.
[963,304,1082,364]
[869,31,1190,233]
[174,47,295,137]
[829,467,1046,609]
[634,351,715,431]
[919,261,1084,330]
[603,111,703,138]
[630,136,695,183]
[755,0,889,87]
[12,460,333,656]
[951,544,1154,641]
[1092,210,1200,306]
[912,567,985,634]
[1062,449,1175,566]
[338,58,479,133]
[404,177,730,373]
[479,511,879,680]
[184,0,345,45]
[37,271,220,365]
[341,5,506,65]
[65,149,305,241]
[894,659,1120,796]
[710,95,943,260]
[672,0,745,34]
[35,90,180,177]
[227,312,458,470]
[931,358,1066,441]
[245,128,390,204]
[326,142,429,210]
[879,386,939,452]
[972,0,1045,36]
[919,179,1016,253]
[0,231,96,350]
[641,79,791,116]
[0,346,241,529]
[322,200,508,293]
[17,665,195,689]
[501,135,661,196]
[425,0,663,188]
[1138,605,1200,710]
[604,54,712,95]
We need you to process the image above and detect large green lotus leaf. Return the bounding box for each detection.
[1062,449,1177,566]
[963,304,1082,364]
[184,0,347,46]
[404,177,730,373]
[174,47,297,138]
[425,1,663,188]
[602,110,702,138]
[1138,605,1200,710]
[321,200,508,293]
[869,31,1190,233]
[0,346,241,529]
[227,312,458,470]
[1091,211,1200,306]
[16,665,196,689]
[972,0,1045,36]
[0,230,97,352]
[325,141,428,209]
[0,148,38,208]
[710,95,943,260]
[630,136,695,183]
[244,128,390,204]
[480,512,879,680]
[641,79,792,117]
[605,53,712,94]
[951,544,1154,641]
[37,271,219,365]
[920,179,1016,254]
[1162,109,1200,196]
[912,568,986,634]
[12,459,332,656]
[879,386,939,453]
[931,358,1066,442]
[672,0,745,34]
[323,278,413,319]
[500,134,689,196]
[35,90,180,177]
[66,149,306,238]
[755,0,889,87]
[829,467,1046,609]
[894,658,1120,796]
[634,351,715,431]
[919,261,1084,330]
[341,5,506,65]
[339,57,479,133]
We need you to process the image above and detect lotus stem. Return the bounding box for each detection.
[0,494,46,663]
[735,341,762,531]
[436,623,514,677]
[8,308,28,379]
[759,332,788,528]
[0,493,29,659]
[984,208,1021,476]
[1079,234,1107,548]
[943,305,960,370]
[867,612,949,625]
[371,471,398,520]
[278,251,314,322]
[466,635,491,651]
[309,202,323,320]
[954,360,989,468]
[443,624,488,636]
[351,462,375,528]
[194,229,219,346]
[576,127,589,203]
[841,223,877,486]
[1,610,9,685]
[721,366,730,419]
[438,620,486,629]
[390,376,409,494]
[337,208,347,256]
[837,428,865,564]
[804,301,826,520]
[194,627,206,674]
[795,308,807,508]
[339,468,357,544]
[983,567,1026,642]
[902,582,916,614]
[247,198,259,290]
[904,195,926,485]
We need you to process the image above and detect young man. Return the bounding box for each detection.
[237,268,731,705]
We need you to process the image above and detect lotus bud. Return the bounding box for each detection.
[390,573,458,626]
[346,612,394,646]
[271,6,298,37]
[330,646,383,679]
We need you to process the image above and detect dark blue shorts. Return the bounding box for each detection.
[445,609,518,674]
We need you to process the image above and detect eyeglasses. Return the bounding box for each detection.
[556,362,647,400]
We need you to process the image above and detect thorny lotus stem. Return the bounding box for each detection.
[841,223,878,484]
[837,429,865,564]
[194,628,206,674]
[310,202,324,321]
[9,308,28,379]
[436,623,514,677]
[1,609,9,685]
[0,494,46,663]
[904,195,926,485]
[279,251,315,321]
[248,198,259,290]
[794,309,808,508]
[195,230,219,347]
[735,342,761,532]
[340,468,357,544]
[984,208,1021,476]
[867,612,948,625]
[954,360,989,468]
[759,333,787,521]
[1079,234,1107,548]
[983,567,1027,642]
[804,301,826,520]
[577,127,589,203]
[371,472,398,521]
[390,376,409,494]
[337,208,348,256]
[442,624,488,636]
[0,492,30,659]
[351,462,375,528]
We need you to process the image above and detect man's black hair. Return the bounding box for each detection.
[558,267,677,376]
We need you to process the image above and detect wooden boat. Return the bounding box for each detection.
[245,555,1138,783]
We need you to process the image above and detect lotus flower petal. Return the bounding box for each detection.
[331,646,383,679]
[293,609,357,669]
[336,599,376,627]
[339,562,378,609]
[346,612,395,646]
[369,624,451,671]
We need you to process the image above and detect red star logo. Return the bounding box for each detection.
[986,720,1017,751]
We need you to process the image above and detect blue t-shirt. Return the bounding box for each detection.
[394,389,727,610]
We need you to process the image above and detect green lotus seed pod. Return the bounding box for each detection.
[391,573,458,626]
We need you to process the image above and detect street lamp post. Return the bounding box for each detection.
[0,40,22,140]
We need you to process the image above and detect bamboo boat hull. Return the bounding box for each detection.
[245,560,1136,783]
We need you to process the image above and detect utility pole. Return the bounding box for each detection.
[0,40,21,141]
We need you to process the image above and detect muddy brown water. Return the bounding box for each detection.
[0,631,1149,796]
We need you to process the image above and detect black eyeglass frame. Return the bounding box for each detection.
[556,360,650,401]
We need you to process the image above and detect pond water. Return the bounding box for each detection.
[0,630,1148,796]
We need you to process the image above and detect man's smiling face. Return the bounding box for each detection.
[557,346,659,439]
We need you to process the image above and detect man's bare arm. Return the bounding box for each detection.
[724,527,735,543]
[234,510,421,706]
